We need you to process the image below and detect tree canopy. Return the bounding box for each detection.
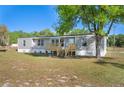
[9,29,55,44]
[108,34,124,47]
[68,28,89,35]
[31,29,54,36]
[56,5,124,36]
[9,31,32,44]
[38,29,54,36]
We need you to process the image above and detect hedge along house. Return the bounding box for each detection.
[18,34,107,57]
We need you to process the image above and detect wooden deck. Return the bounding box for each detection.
[0,46,8,51]
[46,44,76,57]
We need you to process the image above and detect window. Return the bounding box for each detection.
[60,39,64,47]
[38,39,44,46]
[68,38,75,44]
[23,40,26,46]
[52,39,54,44]
[41,40,44,46]
[52,39,59,45]
[38,40,40,46]
[56,39,59,44]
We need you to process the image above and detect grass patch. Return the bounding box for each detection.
[0,48,124,87]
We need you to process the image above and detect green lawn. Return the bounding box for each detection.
[0,48,124,87]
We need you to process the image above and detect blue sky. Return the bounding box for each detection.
[0,5,123,34]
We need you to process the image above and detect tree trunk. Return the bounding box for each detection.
[95,35,101,59]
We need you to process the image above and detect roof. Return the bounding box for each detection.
[18,33,95,39]
[37,32,95,37]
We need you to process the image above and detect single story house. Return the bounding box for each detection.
[18,34,107,57]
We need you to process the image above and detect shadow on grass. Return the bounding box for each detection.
[24,53,98,60]
[94,61,124,69]
[0,50,7,52]
[24,52,114,60]
[25,53,48,57]
[102,57,114,60]
[25,53,98,59]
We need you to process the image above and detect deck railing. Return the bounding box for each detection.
[46,43,76,57]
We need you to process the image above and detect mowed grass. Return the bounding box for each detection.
[0,48,124,87]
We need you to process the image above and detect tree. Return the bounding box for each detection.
[108,34,124,47]
[56,5,124,58]
[68,28,89,35]
[39,29,54,36]
[31,29,54,36]
[9,29,54,44]
[108,35,115,47]
[115,34,124,47]
[0,25,9,46]
[32,31,40,36]
[9,31,32,44]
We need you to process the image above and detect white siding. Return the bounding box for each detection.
[75,35,96,56]
[17,35,107,57]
